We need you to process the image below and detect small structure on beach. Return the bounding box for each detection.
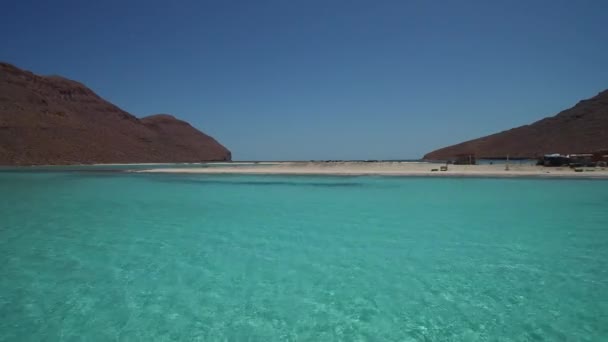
[538,150,608,167]
[569,154,594,167]
[452,153,476,165]
[538,154,571,166]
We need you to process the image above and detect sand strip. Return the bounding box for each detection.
[136,162,608,179]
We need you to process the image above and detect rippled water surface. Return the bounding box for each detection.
[1,171,607,341]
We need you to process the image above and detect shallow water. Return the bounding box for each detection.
[0,162,272,172]
[1,171,607,341]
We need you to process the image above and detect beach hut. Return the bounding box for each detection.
[538,153,570,166]
[453,153,476,165]
[569,154,595,167]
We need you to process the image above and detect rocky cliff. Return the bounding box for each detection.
[424,90,608,160]
[0,62,230,165]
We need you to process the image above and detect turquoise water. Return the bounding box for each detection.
[1,171,607,341]
[0,162,273,172]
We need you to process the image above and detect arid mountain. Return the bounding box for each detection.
[0,62,231,165]
[424,90,608,160]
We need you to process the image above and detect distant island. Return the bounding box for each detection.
[424,89,608,160]
[0,62,231,165]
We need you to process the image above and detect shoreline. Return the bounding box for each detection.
[136,162,608,179]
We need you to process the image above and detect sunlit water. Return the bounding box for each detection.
[1,171,607,341]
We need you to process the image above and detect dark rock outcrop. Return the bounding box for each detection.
[0,62,230,165]
[424,90,608,160]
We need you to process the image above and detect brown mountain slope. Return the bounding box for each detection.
[0,62,230,165]
[424,90,608,160]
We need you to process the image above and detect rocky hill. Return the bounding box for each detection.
[0,62,230,165]
[424,89,608,160]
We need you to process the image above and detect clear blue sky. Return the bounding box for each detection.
[1,0,607,160]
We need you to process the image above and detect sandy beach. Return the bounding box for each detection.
[137,161,608,178]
